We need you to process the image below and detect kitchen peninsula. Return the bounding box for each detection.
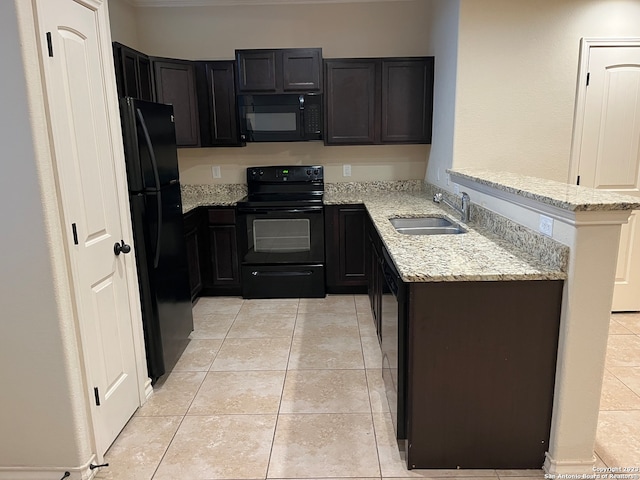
[181,170,639,473]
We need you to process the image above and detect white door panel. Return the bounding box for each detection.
[36,0,140,454]
[578,45,640,311]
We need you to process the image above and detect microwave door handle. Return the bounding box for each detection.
[299,95,305,138]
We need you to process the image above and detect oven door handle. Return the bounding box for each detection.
[250,270,314,277]
[237,206,324,214]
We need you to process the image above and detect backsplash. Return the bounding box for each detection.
[426,183,569,273]
[325,180,424,195]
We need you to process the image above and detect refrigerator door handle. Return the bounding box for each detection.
[153,191,163,268]
[136,107,163,268]
[135,108,162,191]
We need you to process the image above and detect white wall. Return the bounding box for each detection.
[454,0,640,182]
[178,143,428,184]
[0,0,92,471]
[135,1,432,60]
[124,0,433,184]
[424,0,460,189]
[108,0,140,49]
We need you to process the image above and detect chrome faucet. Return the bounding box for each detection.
[433,191,471,223]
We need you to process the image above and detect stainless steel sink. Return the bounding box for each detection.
[389,216,467,235]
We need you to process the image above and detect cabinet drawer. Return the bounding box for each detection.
[208,208,236,225]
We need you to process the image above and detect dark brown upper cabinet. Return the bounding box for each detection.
[325,59,378,144]
[381,58,434,143]
[324,57,434,145]
[195,61,243,147]
[236,48,323,94]
[153,58,200,147]
[112,42,154,101]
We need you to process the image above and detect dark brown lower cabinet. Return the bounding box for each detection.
[203,208,241,295]
[404,280,564,469]
[325,205,368,293]
[183,209,204,300]
[367,214,384,341]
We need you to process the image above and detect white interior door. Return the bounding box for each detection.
[575,43,640,312]
[36,0,141,455]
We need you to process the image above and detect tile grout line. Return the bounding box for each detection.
[264,297,300,480]
[354,294,385,479]
[150,298,244,480]
[602,367,640,405]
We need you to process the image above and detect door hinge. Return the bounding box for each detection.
[72,223,78,245]
[586,72,590,86]
[577,175,581,186]
[46,32,53,57]
[94,387,101,406]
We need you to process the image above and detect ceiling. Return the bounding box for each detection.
[129,0,415,6]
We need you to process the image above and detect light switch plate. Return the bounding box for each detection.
[539,214,554,237]
[343,164,352,177]
[211,166,221,178]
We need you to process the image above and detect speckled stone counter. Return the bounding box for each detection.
[182,180,567,283]
[347,191,566,283]
[449,168,640,211]
[181,184,247,213]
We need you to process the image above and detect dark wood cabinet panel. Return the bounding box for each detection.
[113,42,154,101]
[236,48,323,94]
[202,208,241,295]
[404,280,563,469]
[153,58,200,147]
[326,205,368,293]
[209,226,240,286]
[367,214,383,339]
[282,49,322,92]
[137,56,154,102]
[325,60,377,145]
[183,209,203,300]
[324,56,434,145]
[195,61,243,147]
[236,50,277,93]
[121,49,138,98]
[381,58,434,143]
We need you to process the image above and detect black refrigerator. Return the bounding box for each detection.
[120,97,193,383]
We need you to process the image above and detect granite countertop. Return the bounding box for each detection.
[327,190,566,283]
[181,184,247,213]
[449,168,640,212]
[183,182,566,283]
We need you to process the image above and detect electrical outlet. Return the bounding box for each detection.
[539,214,554,237]
[454,184,460,195]
[211,166,221,179]
[446,174,451,186]
[343,164,352,177]
[437,169,441,181]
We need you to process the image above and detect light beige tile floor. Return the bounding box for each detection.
[95,298,640,480]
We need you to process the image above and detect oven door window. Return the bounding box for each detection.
[254,218,310,252]
[240,210,324,264]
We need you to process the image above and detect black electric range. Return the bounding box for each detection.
[235,166,326,298]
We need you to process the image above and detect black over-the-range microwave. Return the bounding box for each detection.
[237,93,323,142]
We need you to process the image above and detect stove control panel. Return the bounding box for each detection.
[247,165,324,183]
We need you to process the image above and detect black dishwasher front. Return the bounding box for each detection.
[381,247,408,440]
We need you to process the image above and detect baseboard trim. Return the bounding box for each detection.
[144,376,154,403]
[544,452,596,475]
[0,458,96,480]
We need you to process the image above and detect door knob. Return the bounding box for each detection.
[114,240,131,256]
